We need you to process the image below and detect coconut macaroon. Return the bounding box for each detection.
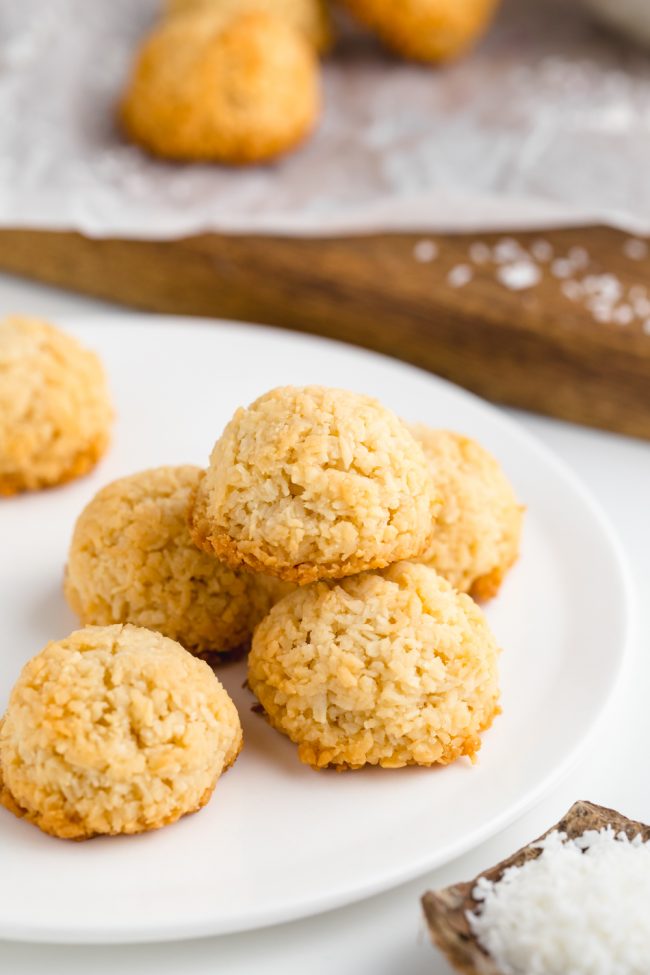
[410,427,523,600]
[121,10,321,164]
[0,316,112,496]
[248,561,500,769]
[189,386,439,584]
[65,465,269,656]
[164,0,333,54]
[0,625,242,840]
[339,0,500,63]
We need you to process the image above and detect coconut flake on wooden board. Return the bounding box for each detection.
[469,828,650,974]
[422,801,650,975]
[414,232,650,335]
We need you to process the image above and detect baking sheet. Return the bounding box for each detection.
[2,0,650,238]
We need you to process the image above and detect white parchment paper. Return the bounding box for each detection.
[2,0,650,238]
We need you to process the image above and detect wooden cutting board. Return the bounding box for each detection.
[0,225,649,440]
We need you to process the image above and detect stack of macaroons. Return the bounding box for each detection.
[62,383,522,774]
[186,384,521,769]
[120,0,501,165]
[0,325,523,840]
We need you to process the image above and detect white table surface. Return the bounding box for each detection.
[1,274,648,975]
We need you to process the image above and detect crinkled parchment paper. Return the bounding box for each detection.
[1,0,650,238]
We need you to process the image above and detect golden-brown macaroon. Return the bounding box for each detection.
[65,465,269,656]
[248,561,500,770]
[338,0,500,63]
[164,0,333,54]
[120,10,321,164]
[0,316,112,496]
[0,624,242,840]
[189,386,439,584]
[409,426,523,600]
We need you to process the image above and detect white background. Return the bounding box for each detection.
[0,275,648,974]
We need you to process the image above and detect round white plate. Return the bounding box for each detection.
[0,316,630,944]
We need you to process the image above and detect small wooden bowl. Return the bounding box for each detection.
[422,800,650,975]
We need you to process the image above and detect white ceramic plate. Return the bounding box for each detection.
[0,316,631,944]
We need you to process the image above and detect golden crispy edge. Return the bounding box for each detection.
[0,719,243,841]
[297,704,501,770]
[191,521,431,583]
[251,690,501,771]
[120,94,321,166]
[468,506,525,602]
[469,562,511,602]
[0,773,219,841]
[188,479,434,584]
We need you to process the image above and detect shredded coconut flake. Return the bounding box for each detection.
[613,304,634,326]
[469,241,491,264]
[468,827,650,975]
[628,285,647,303]
[596,274,624,301]
[413,239,438,263]
[562,280,583,301]
[592,307,613,324]
[493,238,524,264]
[531,240,553,263]
[623,238,649,261]
[497,261,542,291]
[447,264,473,288]
[551,258,573,279]
[568,246,589,269]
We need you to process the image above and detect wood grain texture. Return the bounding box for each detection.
[421,800,650,975]
[0,226,649,438]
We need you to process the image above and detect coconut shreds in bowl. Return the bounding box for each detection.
[421,800,650,975]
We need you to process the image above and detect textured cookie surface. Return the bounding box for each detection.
[121,10,320,163]
[164,0,332,53]
[410,427,523,600]
[339,0,499,63]
[189,385,439,583]
[65,465,271,655]
[0,316,112,495]
[0,625,242,839]
[248,561,500,769]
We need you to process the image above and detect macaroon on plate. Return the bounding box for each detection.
[0,314,630,943]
